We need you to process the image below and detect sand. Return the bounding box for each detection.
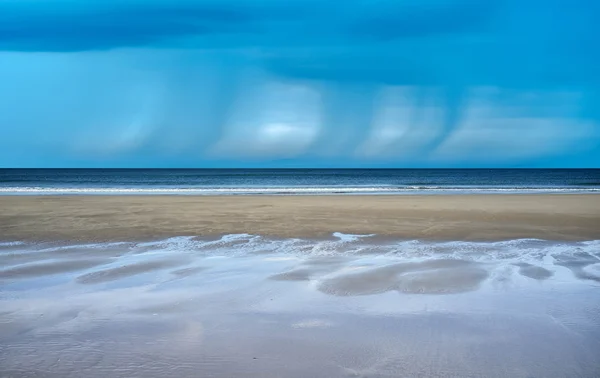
[1,235,600,377]
[2,194,600,377]
[0,194,599,242]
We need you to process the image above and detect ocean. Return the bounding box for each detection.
[1,168,599,195]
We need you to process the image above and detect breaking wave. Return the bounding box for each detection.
[1,186,599,195]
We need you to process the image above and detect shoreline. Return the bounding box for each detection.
[1,194,599,242]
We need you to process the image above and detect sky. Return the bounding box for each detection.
[0,0,599,168]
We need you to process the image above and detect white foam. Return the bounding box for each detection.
[332,232,375,242]
[291,319,334,329]
[34,241,132,253]
[0,186,399,194]
[0,241,26,247]
[139,236,592,264]
[5,235,599,268]
[582,263,600,279]
[1,186,599,195]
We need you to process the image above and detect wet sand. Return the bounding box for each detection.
[1,236,600,377]
[1,194,599,242]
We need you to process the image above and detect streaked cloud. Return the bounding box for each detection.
[210,79,321,159]
[0,0,598,167]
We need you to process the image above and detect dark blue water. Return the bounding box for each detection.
[0,169,599,195]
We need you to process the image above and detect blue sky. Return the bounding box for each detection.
[0,0,599,167]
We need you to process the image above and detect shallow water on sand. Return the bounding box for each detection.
[1,234,600,377]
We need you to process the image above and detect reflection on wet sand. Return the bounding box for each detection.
[76,258,189,284]
[514,262,554,280]
[0,258,111,279]
[318,260,489,296]
[1,236,600,377]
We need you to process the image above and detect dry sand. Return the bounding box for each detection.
[1,194,599,241]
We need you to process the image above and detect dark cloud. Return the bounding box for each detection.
[0,0,315,51]
[346,0,496,41]
[0,0,513,52]
[1,0,598,90]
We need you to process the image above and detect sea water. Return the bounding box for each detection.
[1,168,599,195]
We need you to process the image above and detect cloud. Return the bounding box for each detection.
[209,79,321,159]
[0,0,599,167]
[356,86,440,158]
[0,0,286,51]
[431,88,600,164]
[347,0,496,41]
[355,86,600,164]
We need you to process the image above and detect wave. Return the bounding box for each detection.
[1,186,599,195]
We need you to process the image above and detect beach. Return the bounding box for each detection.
[2,194,600,377]
[1,194,599,242]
